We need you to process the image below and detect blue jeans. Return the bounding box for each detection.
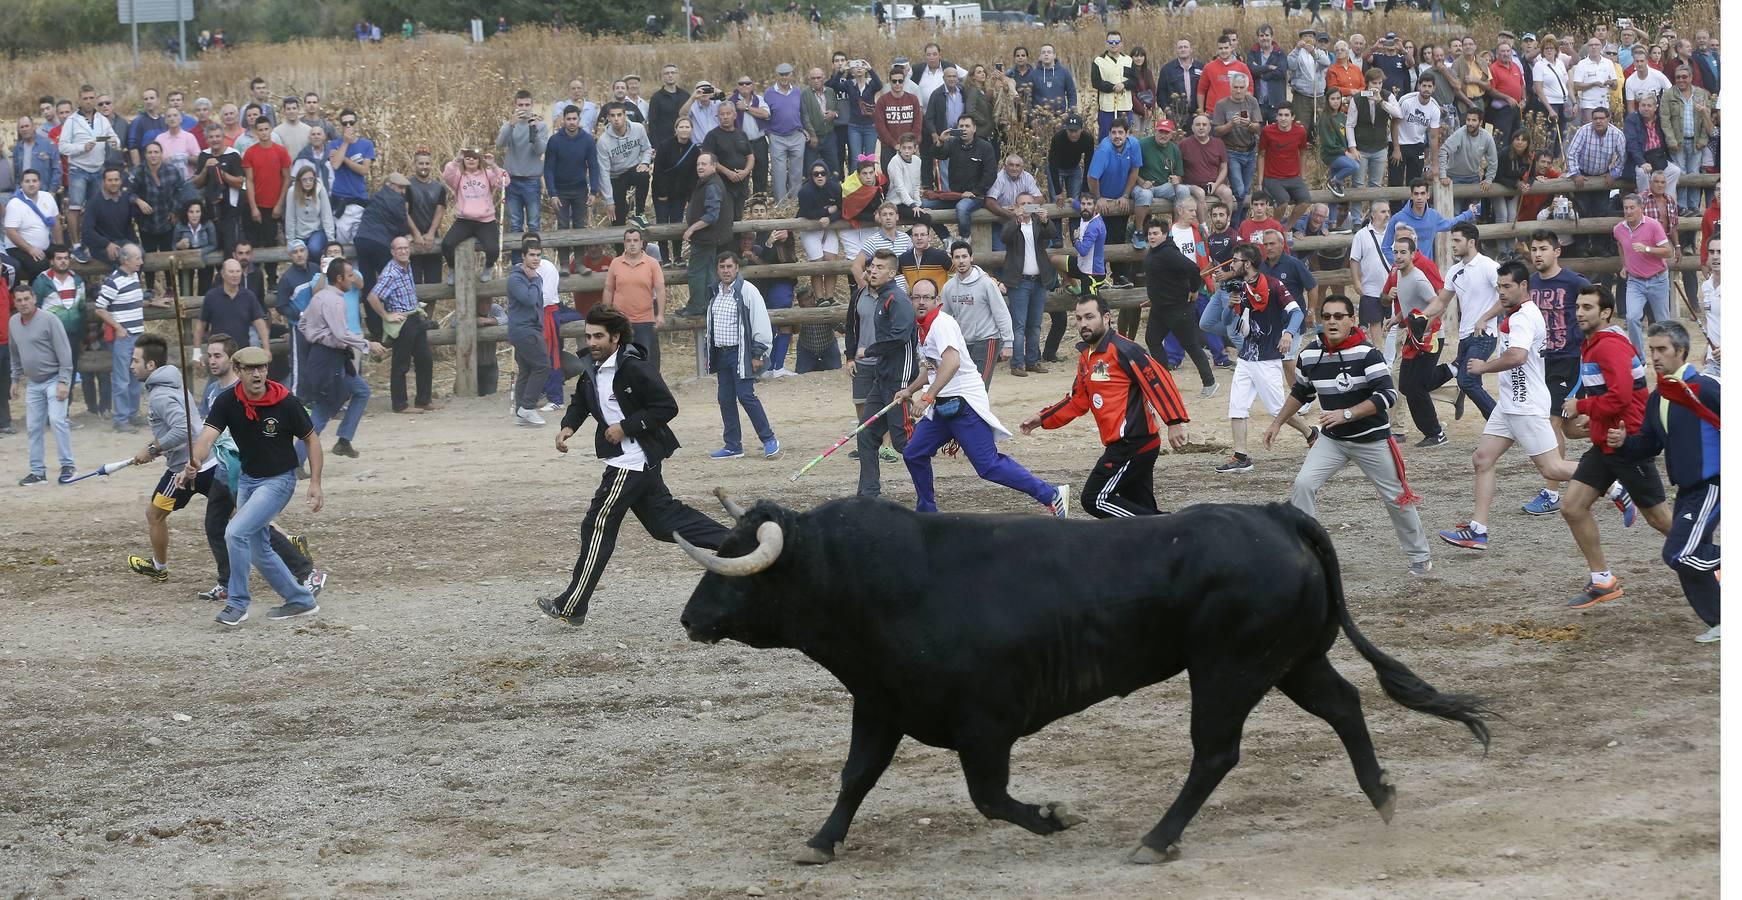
[1198,289,1243,357]
[1227,149,1256,210]
[505,177,542,257]
[1625,271,1670,352]
[848,123,879,163]
[1049,168,1083,204]
[903,404,1056,513]
[1007,277,1047,368]
[24,379,74,477]
[1327,154,1361,187]
[311,371,372,442]
[712,345,774,452]
[298,228,329,260]
[110,331,140,426]
[66,167,103,212]
[1452,333,1497,419]
[925,196,983,241]
[226,471,315,611]
[1674,143,1704,207]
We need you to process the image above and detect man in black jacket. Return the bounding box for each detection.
[540,304,730,626]
[927,116,997,242]
[1140,220,1217,397]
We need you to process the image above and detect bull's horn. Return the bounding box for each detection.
[675,521,785,577]
[714,487,748,520]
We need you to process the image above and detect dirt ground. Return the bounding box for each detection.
[0,340,1719,899]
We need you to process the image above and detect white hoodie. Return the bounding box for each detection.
[939,265,1014,344]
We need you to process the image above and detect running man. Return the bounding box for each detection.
[1216,242,1316,474]
[124,334,202,583]
[1021,292,1191,517]
[1270,294,1431,575]
[1521,229,1590,515]
[897,281,1068,516]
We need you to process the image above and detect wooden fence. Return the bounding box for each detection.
[75,173,1716,383]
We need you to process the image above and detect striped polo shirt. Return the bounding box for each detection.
[98,269,146,335]
[1291,336,1396,442]
[857,229,914,292]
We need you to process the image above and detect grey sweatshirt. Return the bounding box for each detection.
[1439,126,1498,182]
[505,267,545,339]
[495,119,550,177]
[8,311,74,386]
[939,266,1015,343]
[597,121,654,179]
[145,364,192,469]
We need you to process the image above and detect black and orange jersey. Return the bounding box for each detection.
[1037,329,1189,451]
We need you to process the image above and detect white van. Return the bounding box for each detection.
[887,3,983,29]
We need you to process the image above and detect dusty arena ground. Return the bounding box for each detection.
[0,339,1719,898]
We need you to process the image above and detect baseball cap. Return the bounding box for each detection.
[774,62,794,75]
[1298,28,1316,37]
[232,346,271,367]
[1064,112,1084,129]
[1383,31,1398,42]
[1157,119,1177,133]
[695,80,714,91]
[287,238,307,253]
[1521,32,1537,41]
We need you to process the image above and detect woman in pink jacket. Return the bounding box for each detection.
[440,147,507,281]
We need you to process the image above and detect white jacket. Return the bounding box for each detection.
[58,112,118,173]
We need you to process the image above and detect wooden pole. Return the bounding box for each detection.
[452,238,479,397]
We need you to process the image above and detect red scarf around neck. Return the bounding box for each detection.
[1325,326,1368,353]
[917,304,942,343]
[1238,273,1272,312]
[236,380,290,421]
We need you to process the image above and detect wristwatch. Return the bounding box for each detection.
[1341,409,1352,421]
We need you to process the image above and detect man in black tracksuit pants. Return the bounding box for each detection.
[539,305,729,626]
[1141,220,1217,396]
[846,250,917,498]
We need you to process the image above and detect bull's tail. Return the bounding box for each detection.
[1287,506,1494,753]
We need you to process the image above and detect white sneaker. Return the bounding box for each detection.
[516,407,546,426]
[538,402,561,412]
[479,270,494,283]
[1696,624,1721,643]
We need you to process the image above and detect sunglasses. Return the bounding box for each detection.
[1322,312,1352,321]
[892,78,906,83]
[812,170,829,177]
[340,119,358,126]
[1107,38,1121,45]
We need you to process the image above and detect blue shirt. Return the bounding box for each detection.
[1381,202,1474,263]
[330,136,375,200]
[1260,253,1317,310]
[1087,137,1142,199]
[1529,268,1590,360]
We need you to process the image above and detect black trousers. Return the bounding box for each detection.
[1399,345,1445,438]
[750,136,770,196]
[1042,310,1069,361]
[355,237,391,340]
[611,170,650,225]
[1081,446,1160,518]
[204,473,312,585]
[440,218,502,270]
[855,365,910,498]
[390,313,433,410]
[1666,481,1721,626]
[554,462,731,618]
[1146,302,1214,387]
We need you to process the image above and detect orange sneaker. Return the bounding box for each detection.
[1565,576,1624,609]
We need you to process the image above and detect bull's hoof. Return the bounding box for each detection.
[1376,771,1398,825]
[1128,842,1182,865]
[793,845,835,865]
[1041,801,1087,829]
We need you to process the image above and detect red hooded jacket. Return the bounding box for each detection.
[1575,325,1648,455]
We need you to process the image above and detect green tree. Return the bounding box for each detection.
[1492,0,1679,36]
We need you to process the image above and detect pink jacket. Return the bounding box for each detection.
[442,159,505,222]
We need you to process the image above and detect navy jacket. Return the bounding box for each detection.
[545,128,607,198]
[1621,364,1721,490]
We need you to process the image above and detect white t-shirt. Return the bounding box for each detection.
[1497,301,1549,416]
[1349,224,1391,297]
[1624,69,1672,104]
[918,311,1010,438]
[596,351,647,472]
[3,192,59,251]
[1169,224,1199,256]
[1533,58,1571,105]
[536,258,561,308]
[1703,276,1721,370]
[1445,253,1500,338]
[1394,94,1442,146]
[1570,58,1615,108]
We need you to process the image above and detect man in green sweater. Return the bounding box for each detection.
[1136,119,1203,236]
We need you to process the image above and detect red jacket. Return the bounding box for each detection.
[1576,326,1648,454]
[1038,329,1188,453]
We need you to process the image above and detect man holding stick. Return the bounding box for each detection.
[124,334,202,582]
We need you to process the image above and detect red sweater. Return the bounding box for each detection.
[1576,326,1648,454]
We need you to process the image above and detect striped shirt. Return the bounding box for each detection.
[98,269,146,335]
[857,229,915,292]
[1291,337,1397,442]
[372,260,419,314]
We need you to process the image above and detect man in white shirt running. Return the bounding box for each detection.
[1700,238,1720,376]
[1413,222,1499,419]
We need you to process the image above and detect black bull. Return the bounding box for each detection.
[677,492,1493,864]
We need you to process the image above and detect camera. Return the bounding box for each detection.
[699,85,715,95]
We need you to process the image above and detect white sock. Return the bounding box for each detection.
[152,558,166,570]
[1591,570,1613,583]
[1469,521,1488,535]
[1606,483,1626,501]
[1544,489,1560,502]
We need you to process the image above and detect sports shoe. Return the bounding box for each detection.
[538,402,562,412]
[332,438,359,458]
[70,243,91,264]
[198,584,228,603]
[1131,231,1149,250]
[516,407,546,426]
[266,602,319,621]
[1565,576,1623,609]
[1437,523,1488,550]
[215,604,248,627]
[1522,489,1561,515]
[1216,452,1254,474]
[113,421,138,434]
[1611,486,1637,528]
[1199,381,1219,399]
[302,570,328,596]
[1695,624,1721,643]
[1110,276,1135,290]
[878,446,900,462]
[288,533,312,560]
[18,473,47,486]
[847,448,861,460]
[59,465,75,482]
[1416,431,1448,448]
[1327,179,1346,199]
[1408,559,1434,577]
[763,438,783,459]
[128,555,169,583]
[478,269,494,283]
[1049,485,1070,519]
[537,596,586,626]
[710,448,744,460]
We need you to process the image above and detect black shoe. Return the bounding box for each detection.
[677,305,708,318]
[266,602,319,621]
[59,465,75,482]
[18,473,47,486]
[1453,389,1467,421]
[537,596,586,626]
[1416,431,1448,448]
[332,438,359,458]
[0,425,14,435]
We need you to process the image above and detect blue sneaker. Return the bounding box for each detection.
[215,604,248,627]
[1522,489,1561,515]
[1437,523,1489,550]
[1131,231,1148,250]
[763,438,782,460]
[709,448,744,460]
[1611,486,1637,527]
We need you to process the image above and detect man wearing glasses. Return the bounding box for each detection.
[57,85,120,264]
[364,233,434,414]
[873,68,923,174]
[1091,31,1135,139]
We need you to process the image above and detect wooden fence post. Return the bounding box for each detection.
[452,238,479,397]
[1430,177,1456,264]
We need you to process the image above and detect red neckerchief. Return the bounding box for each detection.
[236,380,289,421]
[1661,370,1722,430]
[1237,273,1272,312]
[917,304,942,343]
[1325,326,1368,353]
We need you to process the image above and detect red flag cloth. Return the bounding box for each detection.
[1386,435,1423,506]
[1660,376,1722,430]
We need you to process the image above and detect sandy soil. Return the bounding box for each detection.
[0,343,1718,898]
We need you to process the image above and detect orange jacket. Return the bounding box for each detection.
[1038,329,1189,452]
